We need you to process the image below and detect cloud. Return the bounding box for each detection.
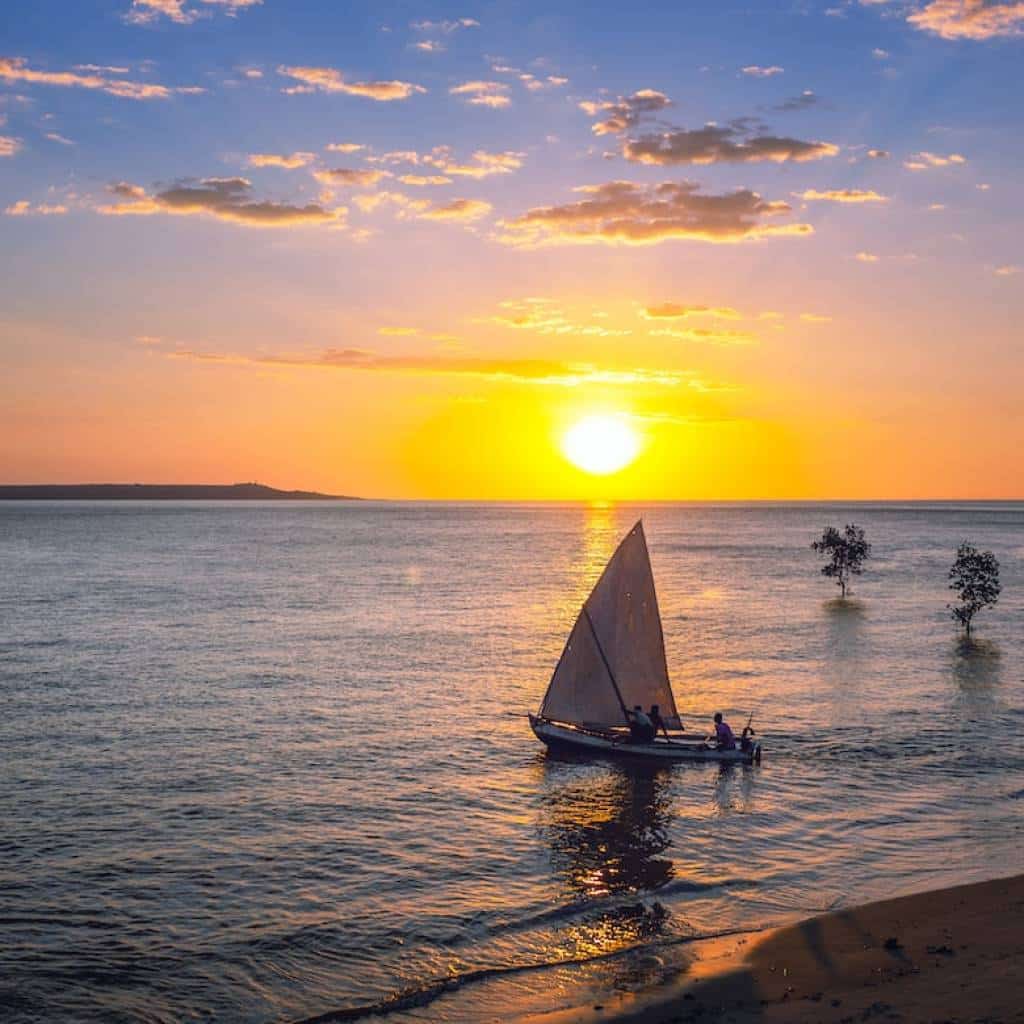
[377,326,420,335]
[75,63,131,74]
[868,148,890,158]
[742,65,785,76]
[96,177,345,227]
[872,47,891,57]
[413,40,445,53]
[907,0,1024,40]
[497,179,813,247]
[398,174,452,185]
[995,264,1021,276]
[0,56,172,100]
[775,90,819,111]
[277,65,425,101]
[5,199,68,215]
[800,312,832,323]
[313,167,389,187]
[622,124,839,165]
[247,151,315,169]
[171,345,696,388]
[410,147,523,178]
[649,326,756,344]
[44,131,75,145]
[326,142,364,153]
[519,73,569,91]
[642,303,743,320]
[410,17,479,32]
[0,135,22,157]
[125,0,261,24]
[580,89,671,135]
[799,188,889,202]
[449,81,511,107]
[417,198,492,221]
[903,150,966,169]
[488,298,633,336]
[855,251,880,261]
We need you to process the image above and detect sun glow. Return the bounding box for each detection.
[561,414,641,475]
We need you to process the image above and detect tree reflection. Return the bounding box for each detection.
[950,636,1002,691]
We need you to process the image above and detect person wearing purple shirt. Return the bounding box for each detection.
[711,712,736,751]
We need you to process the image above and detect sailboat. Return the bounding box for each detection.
[529,520,762,764]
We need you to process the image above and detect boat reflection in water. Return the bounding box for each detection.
[536,753,676,959]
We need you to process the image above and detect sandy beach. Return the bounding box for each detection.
[523,874,1024,1024]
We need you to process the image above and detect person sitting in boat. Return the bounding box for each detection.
[711,712,736,751]
[627,705,656,743]
[649,704,670,739]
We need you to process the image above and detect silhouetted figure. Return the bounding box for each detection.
[628,705,655,743]
[649,704,670,738]
[710,712,736,751]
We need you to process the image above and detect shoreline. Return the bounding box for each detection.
[519,874,1024,1024]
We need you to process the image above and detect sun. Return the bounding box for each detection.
[561,414,641,475]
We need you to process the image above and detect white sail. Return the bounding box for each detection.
[540,521,682,730]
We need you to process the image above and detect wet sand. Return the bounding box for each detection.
[522,874,1024,1024]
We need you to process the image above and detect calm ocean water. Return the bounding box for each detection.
[2,501,1022,1023]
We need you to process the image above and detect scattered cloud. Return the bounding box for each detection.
[449,81,511,108]
[313,167,389,187]
[0,56,172,100]
[868,148,890,158]
[519,73,569,91]
[5,199,68,215]
[742,65,784,76]
[775,90,819,111]
[995,264,1021,276]
[125,0,262,25]
[622,124,839,165]
[649,326,756,344]
[410,17,479,33]
[904,150,966,169]
[642,303,743,320]
[377,326,419,335]
[417,197,492,221]
[800,312,832,323]
[0,134,22,157]
[488,297,633,336]
[95,177,345,227]
[497,179,813,247]
[247,151,315,169]
[907,0,1024,40]
[398,174,452,186]
[75,63,131,74]
[374,146,525,178]
[170,344,702,389]
[799,188,889,202]
[580,89,672,135]
[277,65,425,101]
[855,251,880,261]
[326,142,364,154]
[412,40,445,53]
[872,47,891,57]
[928,202,947,210]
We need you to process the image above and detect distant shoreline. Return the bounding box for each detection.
[0,483,358,501]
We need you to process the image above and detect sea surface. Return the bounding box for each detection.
[2,501,1022,1023]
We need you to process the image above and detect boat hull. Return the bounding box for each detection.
[529,715,761,764]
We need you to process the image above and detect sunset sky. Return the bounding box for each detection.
[2,0,1022,499]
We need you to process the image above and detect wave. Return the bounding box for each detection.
[288,925,760,1024]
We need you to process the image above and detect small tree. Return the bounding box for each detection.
[948,542,1000,636]
[811,523,871,598]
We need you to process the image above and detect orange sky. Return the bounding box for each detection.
[2,1,1023,498]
